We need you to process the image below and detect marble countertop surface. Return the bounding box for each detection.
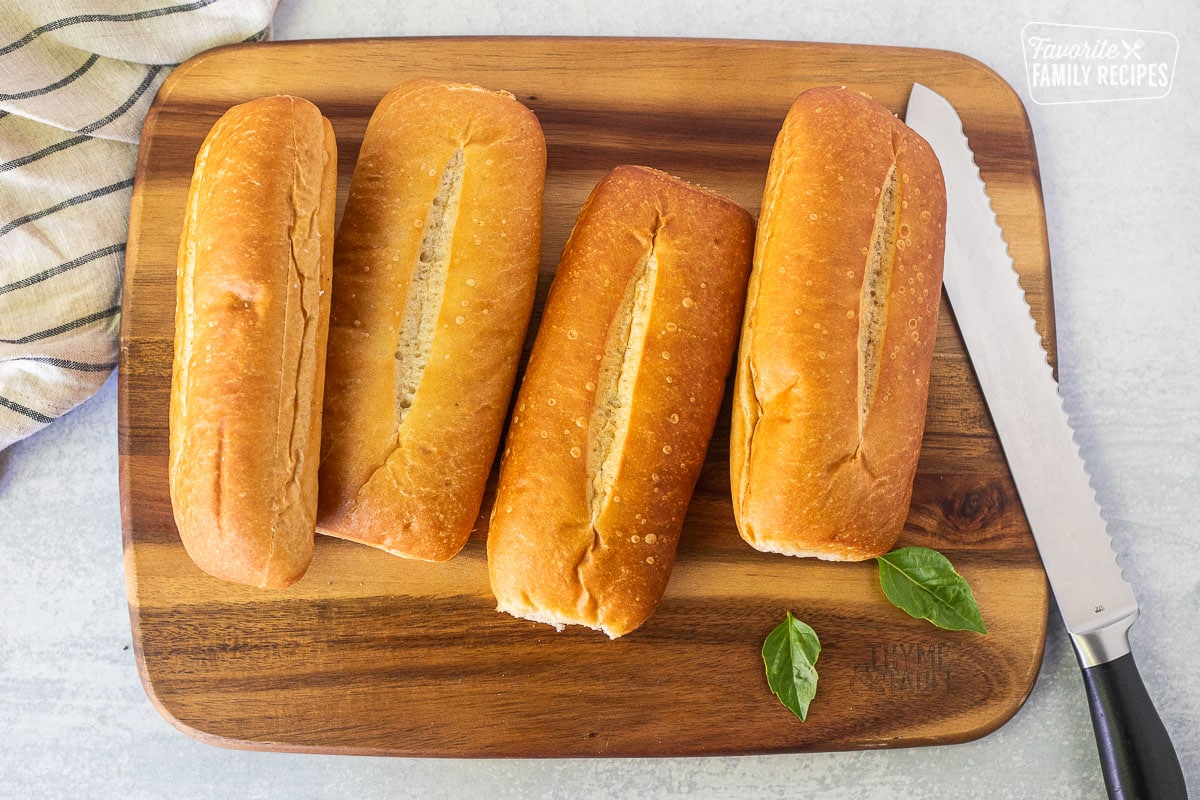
[1,1,1196,797]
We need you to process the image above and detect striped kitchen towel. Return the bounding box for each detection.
[0,0,279,451]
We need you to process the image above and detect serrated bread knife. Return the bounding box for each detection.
[905,83,1186,800]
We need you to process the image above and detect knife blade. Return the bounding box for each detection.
[904,83,1186,800]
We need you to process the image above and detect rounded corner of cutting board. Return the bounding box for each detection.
[135,672,222,748]
[126,612,238,751]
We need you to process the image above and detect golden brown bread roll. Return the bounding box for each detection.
[169,95,337,588]
[488,165,754,638]
[730,86,947,561]
[316,79,546,562]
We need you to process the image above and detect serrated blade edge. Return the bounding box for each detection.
[904,84,1137,641]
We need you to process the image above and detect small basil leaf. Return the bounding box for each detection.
[762,611,821,721]
[876,546,987,634]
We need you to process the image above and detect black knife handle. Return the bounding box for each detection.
[1081,652,1188,799]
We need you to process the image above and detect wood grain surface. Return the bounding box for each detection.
[119,37,1052,757]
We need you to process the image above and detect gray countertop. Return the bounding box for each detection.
[2,1,1197,797]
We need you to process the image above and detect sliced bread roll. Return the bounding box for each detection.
[731,86,947,561]
[488,165,754,638]
[317,79,546,562]
[170,95,337,588]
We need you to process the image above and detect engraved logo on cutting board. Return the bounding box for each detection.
[851,642,959,695]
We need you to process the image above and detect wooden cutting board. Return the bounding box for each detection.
[119,37,1052,757]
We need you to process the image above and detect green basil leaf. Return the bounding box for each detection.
[762,611,821,721]
[876,546,987,634]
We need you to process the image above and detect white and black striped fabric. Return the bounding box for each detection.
[0,0,278,450]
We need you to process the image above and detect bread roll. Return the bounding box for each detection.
[170,95,337,588]
[488,165,754,638]
[731,86,947,561]
[317,79,545,562]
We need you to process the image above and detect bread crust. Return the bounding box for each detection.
[169,95,337,588]
[488,166,754,637]
[731,86,947,561]
[316,79,546,562]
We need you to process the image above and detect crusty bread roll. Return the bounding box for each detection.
[169,95,337,588]
[316,79,545,562]
[488,165,754,638]
[731,86,946,561]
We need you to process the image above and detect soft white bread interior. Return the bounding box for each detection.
[487,165,754,637]
[169,95,337,588]
[317,79,546,562]
[730,86,947,561]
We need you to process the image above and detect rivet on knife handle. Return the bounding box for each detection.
[903,83,1186,800]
